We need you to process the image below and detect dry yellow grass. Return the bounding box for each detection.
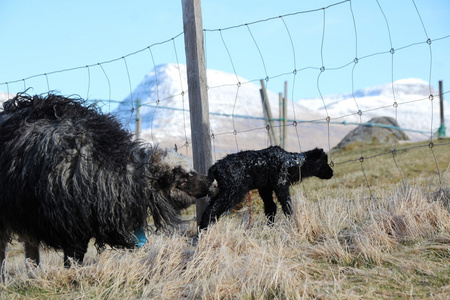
[1,140,449,299]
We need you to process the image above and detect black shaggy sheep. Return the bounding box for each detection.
[0,93,217,276]
[199,146,333,229]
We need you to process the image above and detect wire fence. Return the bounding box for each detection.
[1,0,449,199]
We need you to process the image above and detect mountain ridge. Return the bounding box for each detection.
[113,63,447,154]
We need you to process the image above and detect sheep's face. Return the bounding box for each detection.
[162,166,218,211]
[158,150,218,211]
[174,167,218,198]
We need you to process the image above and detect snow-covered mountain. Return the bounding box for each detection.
[115,63,317,130]
[114,63,447,154]
[301,78,446,140]
[114,63,324,153]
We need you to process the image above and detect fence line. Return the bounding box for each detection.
[1,0,449,200]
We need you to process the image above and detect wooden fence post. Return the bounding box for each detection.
[182,0,212,229]
[260,79,278,146]
[279,92,283,147]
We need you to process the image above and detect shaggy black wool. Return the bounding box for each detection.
[199,146,333,229]
[0,93,216,270]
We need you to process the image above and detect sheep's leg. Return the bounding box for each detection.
[0,239,6,283]
[63,242,88,268]
[24,239,40,267]
[258,187,277,225]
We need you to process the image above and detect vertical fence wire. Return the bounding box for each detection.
[219,29,241,151]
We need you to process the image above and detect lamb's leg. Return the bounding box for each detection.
[274,186,293,216]
[258,187,277,225]
[199,193,235,230]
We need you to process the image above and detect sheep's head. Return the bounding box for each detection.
[159,151,218,211]
[170,166,218,210]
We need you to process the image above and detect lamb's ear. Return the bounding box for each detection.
[306,148,325,160]
[316,148,325,155]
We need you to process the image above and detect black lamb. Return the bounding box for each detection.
[199,146,333,229]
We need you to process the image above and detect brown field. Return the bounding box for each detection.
[1,139,449,299]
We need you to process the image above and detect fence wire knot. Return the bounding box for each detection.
[359,157,364,163]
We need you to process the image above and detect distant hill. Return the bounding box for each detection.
[335,116,410,149]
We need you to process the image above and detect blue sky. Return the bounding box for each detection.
[1,0,449,112]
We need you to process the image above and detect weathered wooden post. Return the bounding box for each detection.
[182,0,212,229]
[260,79,278,146]
[279,92,283,147]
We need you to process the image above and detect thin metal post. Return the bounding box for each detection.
[135,98,141,140]
[283,81,288,148]
[438,80,446,139]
